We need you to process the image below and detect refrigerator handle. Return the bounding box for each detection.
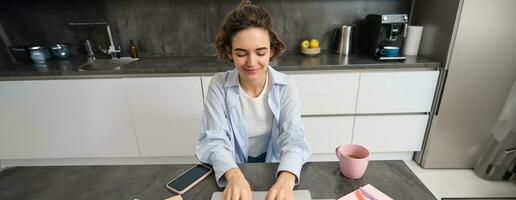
[435,70,449,116]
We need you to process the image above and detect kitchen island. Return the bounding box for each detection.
[0,160,436,200]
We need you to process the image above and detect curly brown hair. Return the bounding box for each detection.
[214,2,286,61]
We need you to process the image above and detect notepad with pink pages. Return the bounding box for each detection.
[337,184,393,200]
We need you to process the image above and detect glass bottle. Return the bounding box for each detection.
[129,40,139,58]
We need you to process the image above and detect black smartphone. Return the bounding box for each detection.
[165,163,212,194]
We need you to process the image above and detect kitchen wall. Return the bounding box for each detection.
[0,0,411,58]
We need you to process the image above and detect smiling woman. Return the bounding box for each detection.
[229,27,271,95]
[195,1,310,200]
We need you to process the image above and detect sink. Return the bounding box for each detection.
[78,57,138,71]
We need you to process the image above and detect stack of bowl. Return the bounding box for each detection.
[27,46,52,64]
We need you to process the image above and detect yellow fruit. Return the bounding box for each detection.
[309,39,319,48]
[300,40,309,49]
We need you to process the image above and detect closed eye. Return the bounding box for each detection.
[235,53,247,57]
[233,49,247,57]
[256,48,268,56]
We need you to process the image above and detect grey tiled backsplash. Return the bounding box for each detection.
[0,0,411,57]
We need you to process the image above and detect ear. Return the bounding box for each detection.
[227,52,233,60]
[226,46,233,60]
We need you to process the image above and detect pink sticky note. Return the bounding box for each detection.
[361,184,393,200]
[337,184,393,200]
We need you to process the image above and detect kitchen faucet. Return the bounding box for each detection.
[69,21,121,59]
[84,39,95,61]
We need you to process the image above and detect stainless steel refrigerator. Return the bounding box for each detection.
[412,0,516,168]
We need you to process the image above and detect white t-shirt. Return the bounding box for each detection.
[239,73,273,157]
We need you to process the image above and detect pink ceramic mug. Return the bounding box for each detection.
[335,144,370,179]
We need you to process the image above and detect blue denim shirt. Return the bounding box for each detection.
[195,66,311,187]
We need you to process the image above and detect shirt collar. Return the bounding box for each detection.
[224,65,288,88]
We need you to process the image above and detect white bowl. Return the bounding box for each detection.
[301,47,321,56]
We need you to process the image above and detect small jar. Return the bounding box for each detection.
[28,46,47,64]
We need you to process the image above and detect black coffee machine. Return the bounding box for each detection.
[362,14,408,61]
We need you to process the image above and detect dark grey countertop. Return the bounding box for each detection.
[0,160,436,200]
[0,54,441,80]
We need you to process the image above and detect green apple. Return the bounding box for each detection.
[300,40,309,49]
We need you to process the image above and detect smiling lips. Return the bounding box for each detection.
[244,68,259,75]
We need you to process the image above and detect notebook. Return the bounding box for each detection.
[211,190,312,200]
[338,184,393,200]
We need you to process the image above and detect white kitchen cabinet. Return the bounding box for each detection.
[290,73,359,115]
[123,77,203,157]
[0,79,139,159]
[353,115,429,152]
[302,116,354,154]
[0,68,440,164]
[356,71,439,114]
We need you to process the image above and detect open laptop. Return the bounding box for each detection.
[211,190,312,200]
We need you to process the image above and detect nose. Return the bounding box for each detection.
[246,54,258,67]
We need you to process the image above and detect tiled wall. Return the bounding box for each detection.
[0,0,411,58]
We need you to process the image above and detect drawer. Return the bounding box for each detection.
[353,115,429,152]
[356,71,439,114]
[302,116,354,154]
[291,73,359,115]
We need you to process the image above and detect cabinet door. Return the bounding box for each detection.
[291,73,359,115]
[356,71,439,114]
[0,79,138,159]
[353,115,429,152]
[302,116,354,154]
[123,77,203,157]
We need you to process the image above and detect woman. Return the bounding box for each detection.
[196,2,310,200]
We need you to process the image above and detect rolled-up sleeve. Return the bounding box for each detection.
[275,77,311,185]
[195,74,237,188]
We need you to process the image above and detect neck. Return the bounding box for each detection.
[240,72,267,98]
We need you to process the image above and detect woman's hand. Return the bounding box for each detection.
[265,171,296,200]
[223,167,252,200]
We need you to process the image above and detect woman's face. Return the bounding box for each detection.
[228,27,272,84]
